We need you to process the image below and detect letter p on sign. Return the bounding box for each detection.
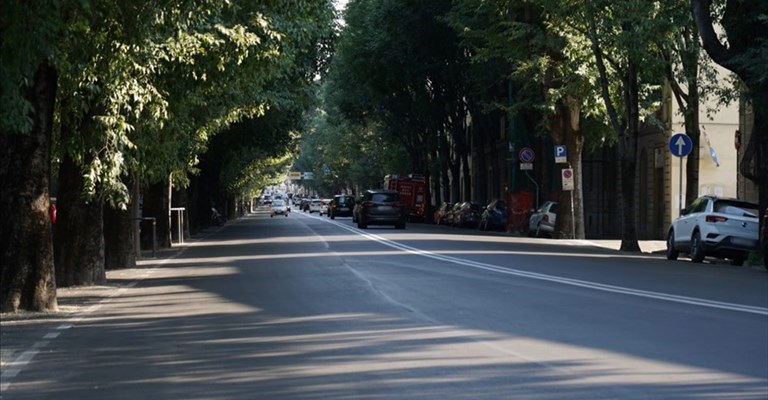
[555,145,567,163]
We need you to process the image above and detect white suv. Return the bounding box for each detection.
[667,196,759,265]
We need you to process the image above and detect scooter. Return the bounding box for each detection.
[211,207,225,226]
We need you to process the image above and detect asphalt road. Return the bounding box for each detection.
[2,210,767,399]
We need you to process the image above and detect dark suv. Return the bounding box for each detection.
[355,189,406,229]
[329,194,355,219]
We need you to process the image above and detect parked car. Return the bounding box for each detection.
[453,201,483,228]
[309,199,322,213]
[270,199,288,217]
[355,189,406,229]
[763,209,768,270]
[330,195,355,219]
[479,199,508,231]
[526,201,557,237]
[433,202,452,225]
[666,195,759,266]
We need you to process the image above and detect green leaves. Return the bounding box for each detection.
[0,0,333,203]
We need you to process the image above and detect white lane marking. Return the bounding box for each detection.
[0,340,48,392]
[1,229,198,392]
[321,218,768,316]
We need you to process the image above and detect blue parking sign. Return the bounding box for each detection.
[555,145,567,163]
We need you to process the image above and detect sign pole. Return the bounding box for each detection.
[668,133,693,218]
[679,156,684,217]
[571,190,575,239]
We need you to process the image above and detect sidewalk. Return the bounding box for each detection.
[582,240,667,254]
[0,248,183,377]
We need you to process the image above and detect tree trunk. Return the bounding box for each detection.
[691,0,767,262]
[684,106,701,207]
[461,151,471,201]
[142,181,171,249]
[104,201,135,270]
[619,62,641,252]
[55,152,106,286]
[550,98,585,239]
[746,89,767,264]
[0,63,58,313]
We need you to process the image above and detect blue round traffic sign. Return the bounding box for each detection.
[519,147,536,163]
[669,133,693,157]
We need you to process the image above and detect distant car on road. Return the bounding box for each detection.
[355,189,406,229]
[330,195,355,219]
[270,199,288,217]
[309,199,322,213]
[319,199,331,216]
[666,195,759,266]
[526,201,557,238]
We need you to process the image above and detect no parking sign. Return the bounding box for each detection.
[519,147,535,170]
[562,168,574,191]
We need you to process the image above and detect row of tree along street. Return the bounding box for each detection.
[0,2,337,313]
[1,1,766,314]
[295,0,766,259]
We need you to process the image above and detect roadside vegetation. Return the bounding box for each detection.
[1,0,765,312]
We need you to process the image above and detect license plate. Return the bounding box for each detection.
[731,237,755,247]
[339,207,349,211]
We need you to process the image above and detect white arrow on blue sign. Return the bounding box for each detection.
[668,133,693,157]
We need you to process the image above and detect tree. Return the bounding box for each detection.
[0,0,337,312]
[691,0,768,264]
[1,2,67,312]
[327,0,472,206]
[449,0,623,238]
[582,0,670,251]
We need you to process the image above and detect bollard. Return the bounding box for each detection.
[141,217,157,258]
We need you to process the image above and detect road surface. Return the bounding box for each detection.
[2,210,767,399]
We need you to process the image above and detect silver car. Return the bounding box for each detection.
[526,201,557,238]
[666,196,759,265]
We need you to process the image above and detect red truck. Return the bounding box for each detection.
[384,174,427,220]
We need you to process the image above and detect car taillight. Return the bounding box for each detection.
[706,215,728,223]
[365,201,375,207]
[542,215,549,223]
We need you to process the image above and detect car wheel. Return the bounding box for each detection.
[730,256,744,266]
[666,230,679,260]
[358,220,367,229]
[690,231,705,263]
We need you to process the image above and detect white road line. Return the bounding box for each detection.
[324,218,768,316]
[2,233,195,392]
[0,339,48,392]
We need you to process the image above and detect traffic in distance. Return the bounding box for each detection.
[257,174,766,270]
